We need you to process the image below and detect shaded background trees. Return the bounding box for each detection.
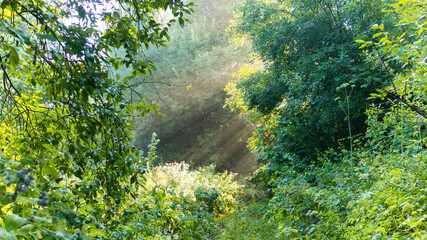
[128,0,256,174]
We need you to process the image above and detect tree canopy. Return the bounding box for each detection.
[227,0,391,168]
[224,0,427,238]
[0,0,193,238]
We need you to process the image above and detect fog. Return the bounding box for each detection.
[130,0,256,174]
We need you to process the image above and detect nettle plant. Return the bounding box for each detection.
[0,0,193,238]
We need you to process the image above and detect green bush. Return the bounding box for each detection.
[267,162,352,239]
[343,104,427,239]
[264,103,427,239]
[345,155,427,239]
[111,162,242,239]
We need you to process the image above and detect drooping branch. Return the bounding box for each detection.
[386,90,427,119]
[375,52,427,119]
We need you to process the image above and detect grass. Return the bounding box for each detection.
[216,200,278,240]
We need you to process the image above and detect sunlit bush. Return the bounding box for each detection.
[111,161,242,239]
[145,162,241,214]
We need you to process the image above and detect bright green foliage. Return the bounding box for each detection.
[265,105,427,238]
[268,162,353,239]
[345,157,427,239]
[360,0,427,118]
[218,200,279,240]
[227,0,390,167]
[112,161,241,239]
[345,105,427,239]
[1,0,426,239]
[0,0,193,238]
[343,2,427,236]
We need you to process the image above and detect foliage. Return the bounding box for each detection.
[343,1,427,232]
[111,161,242,239]
[0,0,193,238]
[358,0,427,118]
[218,200,278,240]
[269,162,352,239]
[129,0,255,173]
[249,0,427,239]
[227,0,391,167]
[130,0,247,111]
[265,104,427,239]
[345,155,427,239]
[1,0,426,239]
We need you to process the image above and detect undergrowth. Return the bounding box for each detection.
[110,160,242,239]
[218,199,278,240]
[261,104,427,239]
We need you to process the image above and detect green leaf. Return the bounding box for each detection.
[42,165,59,178]
[32,216,51,224]
[0,228,8,240]
[4,214,27,231]
[373,32,384,38]
[7,26,30,44]
[38,34,57,41]
[0,193,12,205]
[91,228,105,237]
[16,224,34,236]
[9,47,19,67]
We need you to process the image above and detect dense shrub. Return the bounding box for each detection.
[111,161,242,239]
[265,103,427,239]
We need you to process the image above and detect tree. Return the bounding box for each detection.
[227,0,390,170]
[128,0,255,173]
[0,0,192,238]
[358,0,427,118]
